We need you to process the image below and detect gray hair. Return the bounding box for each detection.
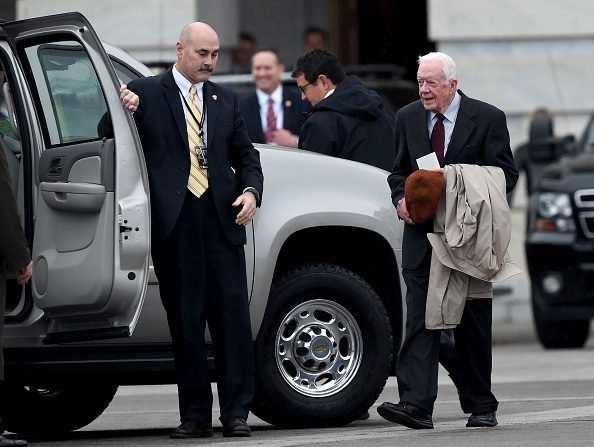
[417,52,459,81]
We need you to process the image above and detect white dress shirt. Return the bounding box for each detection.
[428,91,461,156]
[256,85,284,132]
[172,64,208,145]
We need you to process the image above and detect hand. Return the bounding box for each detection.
[17,261,32,285]
[429,167,445,174]
[396,198,415,225]
[271,129,299,148]
[120,84,139,112]
[232,191,257,226]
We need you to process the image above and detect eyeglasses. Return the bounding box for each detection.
[297,82,312,94]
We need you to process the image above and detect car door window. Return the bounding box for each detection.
[23,40,108,147]
[110,57,142,84]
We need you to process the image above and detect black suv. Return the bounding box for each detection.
[524,113,594,348]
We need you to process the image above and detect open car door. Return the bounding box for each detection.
[1,12,150,343]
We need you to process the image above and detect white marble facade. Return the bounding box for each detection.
[429,0,594,148]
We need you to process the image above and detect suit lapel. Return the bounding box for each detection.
[205,82,220,148]
[410,103,433,162]
[161,70,188,146]
[445,91,476,164]
[248,93,264,142]
[282,87,295,132]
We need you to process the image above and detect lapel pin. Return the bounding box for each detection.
[212,94,218,101]
[285,100,292,108]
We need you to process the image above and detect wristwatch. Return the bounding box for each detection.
[243,187,260,203]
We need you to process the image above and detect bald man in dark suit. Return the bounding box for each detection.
[123,22,263,439]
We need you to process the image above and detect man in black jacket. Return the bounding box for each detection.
[291,49,395,171]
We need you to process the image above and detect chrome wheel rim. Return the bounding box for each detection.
[274,299,363,397]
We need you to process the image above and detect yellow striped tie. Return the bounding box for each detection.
[186,85,208,197]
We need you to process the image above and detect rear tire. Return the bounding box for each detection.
[252,263,393,428]
[0,383,118,434]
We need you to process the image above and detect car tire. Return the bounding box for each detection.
[251,263,393,428]
[533,310,590,349]
[0,383,118,434]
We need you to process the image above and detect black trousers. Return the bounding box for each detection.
[396,255,498,415]
[152,190,255,424]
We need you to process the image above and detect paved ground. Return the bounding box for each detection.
[19,329,594,446]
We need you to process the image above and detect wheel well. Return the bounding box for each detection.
[273,226,403,355]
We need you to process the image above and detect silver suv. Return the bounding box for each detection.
[0,12,405,434]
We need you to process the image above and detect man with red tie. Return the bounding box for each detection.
[240,49,310,148]
[379,52,518,430]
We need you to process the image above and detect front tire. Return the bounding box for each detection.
[252,263,393,427]
[533,313,590,349]
[0,383,118,434]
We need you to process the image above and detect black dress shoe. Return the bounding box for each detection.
[223,417,251,437]
[466,411,498,427]
[0,435,27,446]
[170,420,214,439]
[377,402,433,429]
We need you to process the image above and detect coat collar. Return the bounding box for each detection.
[161,68,187,145]
[204,82,220,146]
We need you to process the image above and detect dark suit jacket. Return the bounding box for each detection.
[388,91,518,270]
[128,69,263,246]
[239,86,310,144]
[0,147,30,276]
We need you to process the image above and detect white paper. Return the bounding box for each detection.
[416,152,440,170]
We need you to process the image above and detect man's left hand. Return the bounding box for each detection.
[233,191,257,225]
[17,261,32,285]
[272,129,299,148]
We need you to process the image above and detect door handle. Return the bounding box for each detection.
[40,182,105,212]
[48,156,64,176]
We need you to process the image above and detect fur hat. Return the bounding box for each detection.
[404,170,444,224]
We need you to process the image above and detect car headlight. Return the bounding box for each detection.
[537,193,572,219]
[535,192,575,232]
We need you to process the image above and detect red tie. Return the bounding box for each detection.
[265,97,276,143]
[431,113,445,166]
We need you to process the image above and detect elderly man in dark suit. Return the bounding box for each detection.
[240,49,309,148]
[122,22,263,439]
[378,52,518,429]
[0,148,32,446]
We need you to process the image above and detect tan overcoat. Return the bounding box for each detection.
[425,164,521,329]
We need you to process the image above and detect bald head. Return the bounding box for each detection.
[179,22,218,46]
[176,22,220,84]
